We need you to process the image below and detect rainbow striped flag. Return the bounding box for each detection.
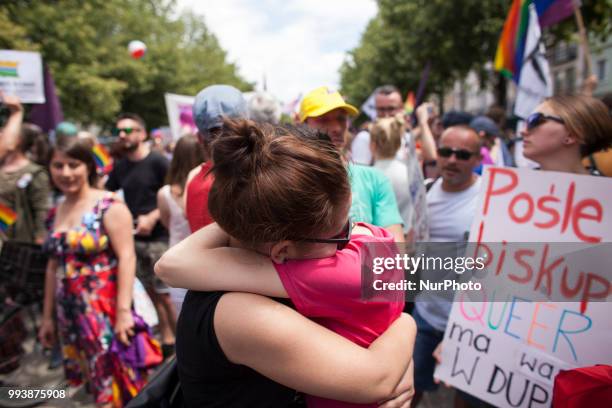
[92,144,113,174]
[0,202,17,233]
[404,91,416,115]
[495,0,575,82]
[494,0,532,82]
[0,60,18,77]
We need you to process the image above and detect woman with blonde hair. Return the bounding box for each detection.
[521,94,612,174]
[370,113,421,242]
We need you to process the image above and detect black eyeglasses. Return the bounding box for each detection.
[111,127,141,137]
[297,218,353,250]
[526,112,565,131]
[437,147,478,161]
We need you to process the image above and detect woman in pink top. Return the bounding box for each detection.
[156,119,414,407]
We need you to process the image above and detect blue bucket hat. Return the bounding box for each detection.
[192,85,248,134]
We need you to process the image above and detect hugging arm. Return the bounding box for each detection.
[215,292,416,404]
[155,223,288,297]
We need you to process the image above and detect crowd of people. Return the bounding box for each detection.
[0,78,610,407]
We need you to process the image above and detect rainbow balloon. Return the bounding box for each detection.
[0,202,17,233]
[92,144,113,174]
[494,0,531,82]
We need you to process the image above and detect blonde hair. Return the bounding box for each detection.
[370,113,405,159]
[546,95,612,157]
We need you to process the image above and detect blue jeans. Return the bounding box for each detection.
[412,307,445,392]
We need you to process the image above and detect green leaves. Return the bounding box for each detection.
[340,0,609,110]
[1,0,251,127]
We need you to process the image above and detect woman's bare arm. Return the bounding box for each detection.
[156,187,171,229]
[155,223,288,297]
[104,201,137,344]
[215,292,416,403]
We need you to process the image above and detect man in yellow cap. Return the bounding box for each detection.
[299,86,404,242]
[299,86,358,149]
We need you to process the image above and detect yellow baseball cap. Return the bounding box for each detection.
[299,86,359,123]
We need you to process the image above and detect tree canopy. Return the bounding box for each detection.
[340,0,610,110]
[1,0,252,128]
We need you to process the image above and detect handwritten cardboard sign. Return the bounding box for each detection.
[434,167,612,408]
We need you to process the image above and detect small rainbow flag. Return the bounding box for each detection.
[494,0,531,82]
[404,91,416,115]
[0,61,18,77]
[92,144,113,174]
[0,202,17,233]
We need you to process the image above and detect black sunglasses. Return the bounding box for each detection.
[297,218,353,250]
[526,112,565,131]
[437,147,478,161]
[111,127,141,137]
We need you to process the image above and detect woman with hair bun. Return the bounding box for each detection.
[156,119,415,407]
[521,94,612,174]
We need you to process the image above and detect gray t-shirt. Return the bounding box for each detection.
[415,177,481,331]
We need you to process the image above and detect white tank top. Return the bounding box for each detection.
[160,184,191,247]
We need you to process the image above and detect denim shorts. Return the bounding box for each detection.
[412,307,445,392]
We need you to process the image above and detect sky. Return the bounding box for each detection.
[176,0,378,103]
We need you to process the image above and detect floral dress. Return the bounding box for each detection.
[45,192,161,407]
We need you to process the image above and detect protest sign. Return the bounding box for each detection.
[434,167,612,408]
[164,93,196,140]
[0,50,45,103]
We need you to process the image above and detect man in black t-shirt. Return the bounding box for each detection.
[106,112,176,358]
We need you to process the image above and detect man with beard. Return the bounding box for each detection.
[106,113,176,358]
[412,125,483,407]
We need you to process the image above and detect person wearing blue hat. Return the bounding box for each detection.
[470,115,514,174]
[184,84,248,232]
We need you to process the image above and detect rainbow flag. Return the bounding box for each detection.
[495,0,575,82]
[0,61,18,77]
[92,144,113,174]
[494,0,531,82]
[404,91,416,115]
[0,202,17,233]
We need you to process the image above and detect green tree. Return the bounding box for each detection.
[340,0,610,111]
[1,0,251,127]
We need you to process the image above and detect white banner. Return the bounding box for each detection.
[0,50,45,103]
[164,93,196,140]
[435,167,612,408]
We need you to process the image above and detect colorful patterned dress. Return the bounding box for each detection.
[45,193,161,407]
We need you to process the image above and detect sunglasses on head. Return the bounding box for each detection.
[297,218,353,250]
[437,147,477,161]
[526,112,565,131]
[111,127,141,137]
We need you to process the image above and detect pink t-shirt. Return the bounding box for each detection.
[274,223,405,408]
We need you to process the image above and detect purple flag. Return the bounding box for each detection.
[536,0,576,28]
[28,65,63,133]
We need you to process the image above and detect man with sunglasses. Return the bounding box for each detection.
[106,112,176,358]
[412,125,483,407]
